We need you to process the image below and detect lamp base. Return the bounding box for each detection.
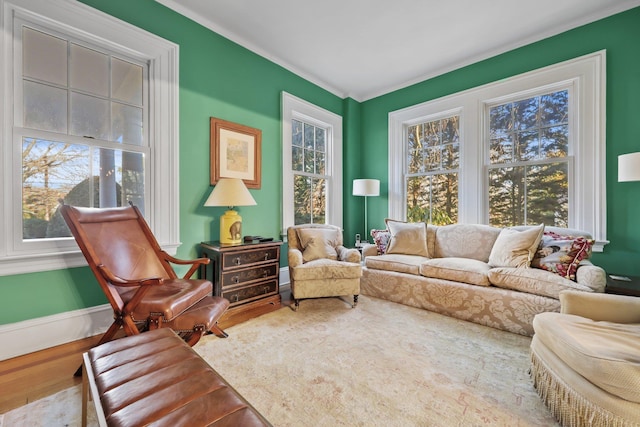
[220,209,242,244]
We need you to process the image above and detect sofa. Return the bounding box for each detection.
[360,220,606,336]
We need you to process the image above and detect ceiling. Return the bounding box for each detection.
[156,0,640,101]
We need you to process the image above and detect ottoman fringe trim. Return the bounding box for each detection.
[530,350,637,427]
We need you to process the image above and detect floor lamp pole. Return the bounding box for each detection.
[364,195,368,241]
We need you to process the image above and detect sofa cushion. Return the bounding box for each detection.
[488,224,544,268]
[365,254,427,275]
[385,219,428,257]
[297,228,339,262]
[370,229,391,255]
[533,312,640,403]
[488,267,593,299]
[420,258,491,286]
[532,231,594,281]
[291,258,362,281]
[433,224,501,262]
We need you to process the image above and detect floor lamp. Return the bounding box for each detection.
[353,179,380,244]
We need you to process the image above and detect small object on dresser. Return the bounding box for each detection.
[609,275,631,281]
[243,235,273,242]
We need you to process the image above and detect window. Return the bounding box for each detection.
[282,92,342,232]
[488,90,569,227]
[0,0,179,275]
[389,51,607,251]
[20,26,148,240]
[406,114,460,225]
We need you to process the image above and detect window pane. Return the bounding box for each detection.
[514,97,538,130]
[92,149,144,209]
[292,120,303,147]
[541,125,568,158]
[23,81,67,132]
[22,27,67,86]
[70,44,109,97]
[489,166,526,227]
[112,58,143,105]
[526,163,568,227]
[303,149,314,173]
[406,174,458,225]
[70,92,109,139]
[515,131,538,161]
[316,151,325,175]
[292,146,303,171]
[311,178,326,224]
[22,138,89,239]
[407,124,423,174]
[442,143,459,169]
[315,127,325,152]
[304,123,314,150]
[294,175,311,224]
[540,90,568,126]
[112,102,143,145]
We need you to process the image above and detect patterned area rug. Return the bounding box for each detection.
[1,295,557,426]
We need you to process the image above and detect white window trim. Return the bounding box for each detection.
[281,92,343,235]
[389,51,607,251]
[0,0,180,276]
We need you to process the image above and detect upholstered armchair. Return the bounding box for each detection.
[530,290,640,426]
[287,224,362,311]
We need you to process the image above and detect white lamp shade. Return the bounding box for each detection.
[353,179,380,196]
[618,153,640,182]
[204,178,257,207]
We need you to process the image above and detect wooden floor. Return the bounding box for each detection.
[0,288,294,414]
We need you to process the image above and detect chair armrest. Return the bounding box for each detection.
[160,251,210,279]
[337,245,361,263]
[559,290,640,323]
[98,264,163,287]
[288,248,303,268]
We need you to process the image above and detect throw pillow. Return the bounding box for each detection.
[488,224,544,268]
[370,229,391,255]
[296,228,339,262]
[531,231,594,281]
[384,219,429,257]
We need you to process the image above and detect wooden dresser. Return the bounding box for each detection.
[199,240,282,328]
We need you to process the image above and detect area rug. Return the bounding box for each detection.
[1,295,558,426]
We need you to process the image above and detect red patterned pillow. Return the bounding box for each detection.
[531,231,594,281]
[370,229,391,255]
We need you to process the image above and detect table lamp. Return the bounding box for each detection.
[619,152,640,182]
[205,178,257,244]
[353,178,380,243]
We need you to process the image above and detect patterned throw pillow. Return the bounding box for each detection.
[370,229,391,255]
[531,231,594,281]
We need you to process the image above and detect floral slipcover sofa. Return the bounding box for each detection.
[360,220,606,336]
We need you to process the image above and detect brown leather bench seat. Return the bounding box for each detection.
[82,328,271,427]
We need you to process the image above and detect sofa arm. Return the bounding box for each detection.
[361,243,378,258]
[337,245,361,263]
[559,290,640,323]
[288,248,304,268]
[575,261,606,292]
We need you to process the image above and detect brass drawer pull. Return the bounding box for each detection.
[233,257,241,265]
[232,276,239,284]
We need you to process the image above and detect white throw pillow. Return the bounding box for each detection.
[297,228,339,262]
[488,224,544,268]
[384,219,429,257]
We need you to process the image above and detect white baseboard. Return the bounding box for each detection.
[0,304,112,361]
[1,267,291,361]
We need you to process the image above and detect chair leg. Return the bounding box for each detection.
[210,323,229,338]
[353,295,359,308]
[293,299,300,311]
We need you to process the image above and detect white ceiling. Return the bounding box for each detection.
[156,0,640,101]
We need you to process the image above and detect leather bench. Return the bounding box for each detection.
[82,328,271,427]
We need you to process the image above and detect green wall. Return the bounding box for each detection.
[0,0,357,324]
[360,7,640,276]
[1,3,639,325]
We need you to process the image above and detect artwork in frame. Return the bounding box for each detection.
[210,117,261,189]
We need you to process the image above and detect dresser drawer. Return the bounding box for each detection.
[220,247,279,270]
[221,263,279,288]
[223,280,278,305]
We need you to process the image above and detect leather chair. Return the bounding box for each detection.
[530,290,640,426]
[61,204,230,349]
[287,224,362,310]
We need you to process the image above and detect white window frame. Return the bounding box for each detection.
[281,92,343,234]
[0,0,180,275]
[389,51,607,251]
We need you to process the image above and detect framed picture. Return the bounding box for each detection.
[210,117,261,189]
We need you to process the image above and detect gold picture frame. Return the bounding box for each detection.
[210,117,261,189]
